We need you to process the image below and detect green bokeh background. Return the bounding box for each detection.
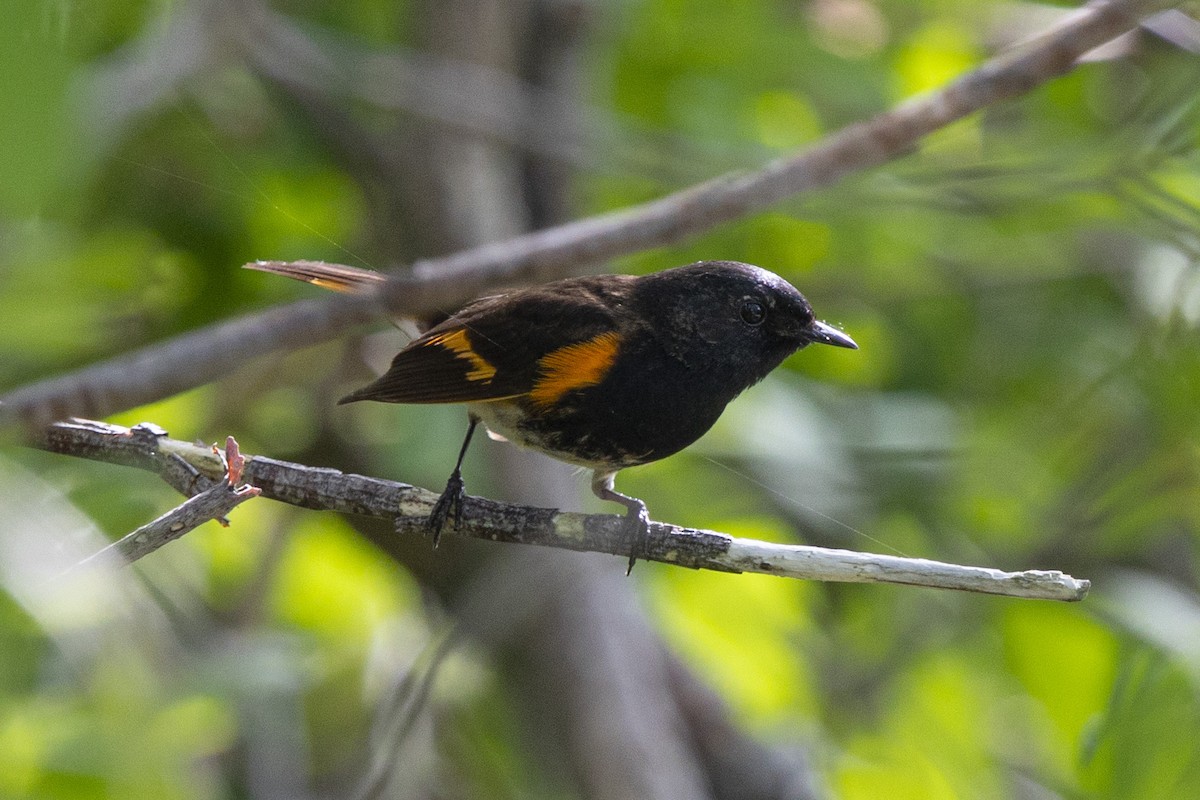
[3,0,1200,797]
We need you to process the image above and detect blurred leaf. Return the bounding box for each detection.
[893,20,980,99]
[648,558,818,725]
[271,515,417,645]
[1002,603,1119,776]
[0,3,72,216]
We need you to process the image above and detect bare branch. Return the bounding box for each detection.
[385,0,1173,287]
[0,294,377,433]
[40,420,1091,602]
[0,0,1173,433]
[63,432,260,571]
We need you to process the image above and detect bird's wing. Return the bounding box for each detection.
[340,277,634,406]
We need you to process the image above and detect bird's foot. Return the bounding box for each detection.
[623,502,650,576]
[428,469,466,548]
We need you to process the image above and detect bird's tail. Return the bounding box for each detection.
[243,260,387,294]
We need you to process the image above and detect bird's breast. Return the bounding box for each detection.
[468,340,739,471]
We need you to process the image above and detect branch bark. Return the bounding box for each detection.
[0,0,1174,432]
[42,419,1090,602]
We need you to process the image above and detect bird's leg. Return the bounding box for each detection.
[591,471,649,575]
[428,416,479,547]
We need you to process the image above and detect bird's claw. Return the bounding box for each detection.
[428,470,466,547]
[624,504,650,576]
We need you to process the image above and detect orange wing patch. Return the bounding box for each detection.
[530,332,621,408]
[425,328,497,384]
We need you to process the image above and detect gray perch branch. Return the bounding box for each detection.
[42,420,1091,602]
[0,0,1175,432]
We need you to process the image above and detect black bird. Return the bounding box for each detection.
[249,259,857,571]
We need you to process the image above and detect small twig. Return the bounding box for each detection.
[220,434,247,485]
[40,420,1090,601]
[65,431,261,572]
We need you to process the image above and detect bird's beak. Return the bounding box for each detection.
[805,320,858,349]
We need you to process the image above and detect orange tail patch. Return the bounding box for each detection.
[530,332,621,408]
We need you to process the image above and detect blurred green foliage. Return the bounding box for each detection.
[3,0,1200,797]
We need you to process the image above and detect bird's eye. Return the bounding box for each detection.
[740,299,766,326]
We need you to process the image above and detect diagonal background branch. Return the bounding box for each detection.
[0,0,1174,433]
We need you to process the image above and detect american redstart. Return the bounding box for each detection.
[247,259,857,571]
